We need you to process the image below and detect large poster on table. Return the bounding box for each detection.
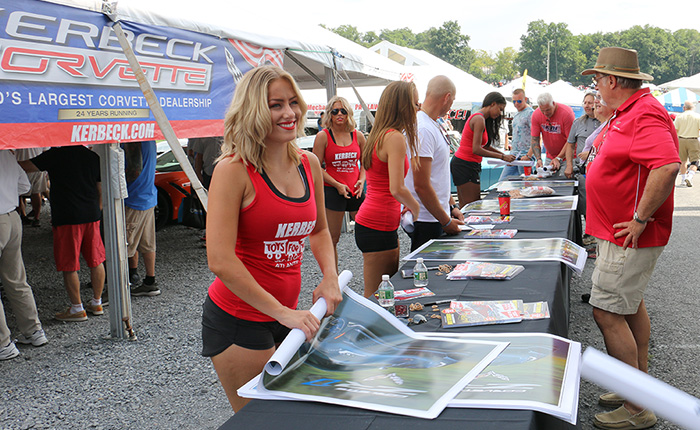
[0,0,282,149]
[404,238,587,273]
[462,196,578,212]
[239,289,508,419]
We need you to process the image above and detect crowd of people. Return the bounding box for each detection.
[2,45,697,430]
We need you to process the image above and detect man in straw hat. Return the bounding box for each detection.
[582,47,680,429]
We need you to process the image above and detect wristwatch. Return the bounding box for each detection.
[633,211,648,224]
[555,156,563,162]
[450,204,459,211]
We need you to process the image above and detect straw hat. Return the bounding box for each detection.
[581,47,653,81]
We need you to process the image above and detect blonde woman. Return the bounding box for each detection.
[354,81,421,297]
[201,66,341,412]
[312,96,366,266]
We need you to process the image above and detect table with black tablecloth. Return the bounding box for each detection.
[220,188,580,430]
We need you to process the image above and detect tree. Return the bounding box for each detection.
[379,27,417,47]
[494,47,519,82]
[469,49,496,81]
[323,24,364,46]
[619,25,678,83]
[517,21,581,83]
[673,29,700,77]
[418,21,474,72]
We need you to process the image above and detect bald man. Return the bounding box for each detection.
[405,76,464,251]
[675,100,700,186]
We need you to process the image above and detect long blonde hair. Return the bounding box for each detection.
[322,96,356,131]
[220,66,308,172]
[362,81,418,169]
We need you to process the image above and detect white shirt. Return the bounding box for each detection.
[0,150,31,215]
[405,110,452,223]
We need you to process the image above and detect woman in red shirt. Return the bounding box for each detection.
[201,66,341,412]
[312,96,366,266]
[354,81,421,297]
[451,92,515,207]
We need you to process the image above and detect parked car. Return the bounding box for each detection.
[154,149,191,231]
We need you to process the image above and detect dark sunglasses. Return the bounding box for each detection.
[331,108,348,116]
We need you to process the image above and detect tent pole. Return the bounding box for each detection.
[94,143,136,340]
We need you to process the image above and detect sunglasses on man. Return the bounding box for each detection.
[512,100,523,104]
[331,108,348,116]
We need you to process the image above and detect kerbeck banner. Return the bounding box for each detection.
[0,0,283,149]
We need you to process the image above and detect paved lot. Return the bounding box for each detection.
[1,178,698,429]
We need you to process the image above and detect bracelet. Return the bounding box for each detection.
[442,218,452,228]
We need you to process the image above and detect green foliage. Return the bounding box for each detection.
[324,21,700,85]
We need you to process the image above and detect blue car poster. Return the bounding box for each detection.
[239,288,508,419]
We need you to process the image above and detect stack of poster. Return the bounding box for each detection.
[441,300,524,328]
[394,287,435,300]
[239,286,581,424]
[465,229,517,239]
[488,180,578,191]
[461,195,578,212]
[523,301,551,320]
[463,215,513,224]
[446,261,525,280]
[404,238,587,274]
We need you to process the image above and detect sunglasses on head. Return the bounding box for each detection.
[331,108,348,116]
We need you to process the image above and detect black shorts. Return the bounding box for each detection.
[450,157,481,186]
[354,222,398,253]
[324,186,364,212]
[201,295,290,356]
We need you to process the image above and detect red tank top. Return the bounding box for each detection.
[208,154,316,322]
[355,131,409,231]
[322,129,361,193]
[454,112,488,162]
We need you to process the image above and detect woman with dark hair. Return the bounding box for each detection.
[450,91,515,207]
[354,81,421,297]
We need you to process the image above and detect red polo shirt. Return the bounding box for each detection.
[585,88,680,248]
[531,103,574,158]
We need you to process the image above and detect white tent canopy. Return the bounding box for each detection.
[660,72,700,94]
[51,0,404,90]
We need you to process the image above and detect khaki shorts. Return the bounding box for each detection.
[125,206,156,257]
[679,137,700,164]
[22,171,47,196]
[590,239,663,315]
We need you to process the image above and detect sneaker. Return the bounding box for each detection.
[85,302,104,316]
[129,273,141,287]
[15,329,48,347]
[685,177,693,187]
[0,341,20,361]
[593,406,656,429]
[599,392,625,408]
[131,282,160,297]
[55,308,88,322]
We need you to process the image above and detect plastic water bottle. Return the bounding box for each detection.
[413,258,429,287]
[377,274,395,314]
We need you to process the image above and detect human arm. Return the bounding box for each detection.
[305,152,342,316]
[206,160,321,340]
[469,115,515,162]
[383,131,420,219]
[612,162,680,249]
[353,132,367,198]
[123,142,143,183]
[412,157,463,234]
[311,131,353,199]
[530,136,543,167]
[18,159,39,173]
[194,153,204,184]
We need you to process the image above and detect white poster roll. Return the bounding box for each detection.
[581,347,700,430]
[264,270,352,376]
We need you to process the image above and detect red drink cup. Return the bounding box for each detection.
[523,165,532,176]
[498,192,511,217]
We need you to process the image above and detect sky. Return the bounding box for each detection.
[250,0,699,54]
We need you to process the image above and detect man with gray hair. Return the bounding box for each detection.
[674,100,700,186]
[405,75,464,251]
[529,92,575,177]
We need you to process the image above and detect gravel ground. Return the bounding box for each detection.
[1,180,698,429]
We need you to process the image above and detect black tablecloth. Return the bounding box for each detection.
[220,194,579,430]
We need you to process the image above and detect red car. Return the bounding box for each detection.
[154,149,191,230]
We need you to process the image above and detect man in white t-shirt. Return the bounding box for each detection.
[405,76,464,251]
